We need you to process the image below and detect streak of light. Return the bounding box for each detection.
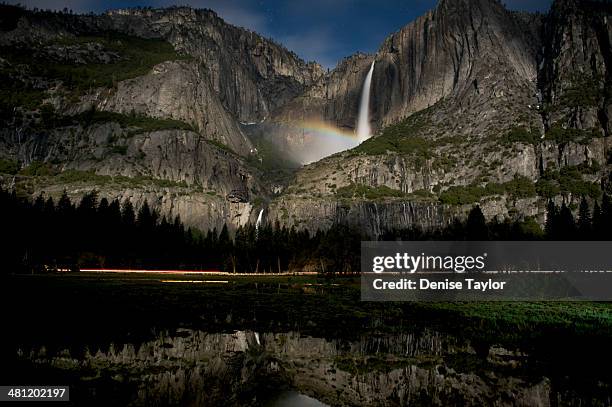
[80,268,318,276]
[160,280,229,284]
[81,268,221,274]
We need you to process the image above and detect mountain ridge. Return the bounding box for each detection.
[0,0,610,236]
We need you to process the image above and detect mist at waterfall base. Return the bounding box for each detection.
[287,122,361,164]
[267,61,376,165]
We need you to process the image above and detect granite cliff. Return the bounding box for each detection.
[0,0,611,235]
[265,0,612,236]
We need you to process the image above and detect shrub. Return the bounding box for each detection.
[409,189,435,199]
[535,179,560,198]
[537,165,602,199]
[504,175,536,199]
[19,161,56,176]
[56,169,110,184]
[2,33,190,94]
[109,145,128,155]
[54,169,188,188]
[559,75,603,108]
[504,127,538,145]
[0,86,45,113]
[0,158,19,174]
[206,139,237,155]
[73,110,195,133]
[40,108,195,135]
[545,126,601,145]
[336,183,405,199]
[352,109,432,156]
[354,134,432,156]
[439,176,536,205]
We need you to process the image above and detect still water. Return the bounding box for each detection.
[266,391,329,407]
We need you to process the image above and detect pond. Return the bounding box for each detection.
[3,273,612,406]
[266,391,329,407]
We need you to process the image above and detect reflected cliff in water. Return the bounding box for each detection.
[266,391,328,407]
[11,328,612,406]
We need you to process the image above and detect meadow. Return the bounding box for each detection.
[2,272,612,405]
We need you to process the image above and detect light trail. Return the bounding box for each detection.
[160,280,229,284]
[80,268,319,276]
[81,268,221,275]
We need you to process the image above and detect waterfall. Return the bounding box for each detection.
[255,209,264,238]
[357,60,376,142]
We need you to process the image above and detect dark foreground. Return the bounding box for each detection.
[1,273,612,406]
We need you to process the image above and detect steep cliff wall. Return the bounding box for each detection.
[0,4,325,229]
[272,0,542,132]
[539,0,612,135]
[268,0,610,232]
[372,0,542,127]
[94,60,252,156]
[0,0,610,234]
[272,53,375,130]
[0,122,259,231]
[97,7,325,124]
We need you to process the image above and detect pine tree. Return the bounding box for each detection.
[121,200,135,227]
[592,201,603,239]
[44,197,55,216]
[577,197,591,238]
[137,200,154,231]
[77,190,98,217]
[108,199,122,226]
[98,197,109,214]
[56,191,74,258]
[33,194,45,212]
[466,205,488,240]
[602,193,612,240]
[558,202,576,240]
[218,224,231,261]
[57,190,73,216]
[545,200,558,239]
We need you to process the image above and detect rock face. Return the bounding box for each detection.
[267,197,453,237]
[97,7,325,124]
[0,4,322,230]
[272,53,376,130]
[272,0,542,133]
[95,60,253,156]
[539,0,612,135]
[0,0,611,233]
[0,122,258,231]
[265,0,611,232]
[372,0,541,127]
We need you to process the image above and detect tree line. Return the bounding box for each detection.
[1,187,611,274]
[0,188,362,274]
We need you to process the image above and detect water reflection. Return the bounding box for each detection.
[13,329,612,406]
[266,391,329,407]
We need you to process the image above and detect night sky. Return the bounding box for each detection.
[6,0,553,68]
